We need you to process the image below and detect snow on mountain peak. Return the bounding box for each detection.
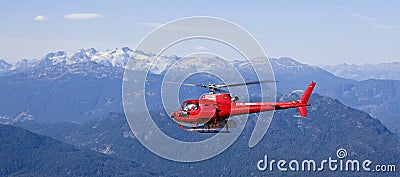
[270,57,306,67]
[11,59,40,71]
[0,47,181,77]
[38,48,135,68]
[44,51,67,65]
[0,59,12,71]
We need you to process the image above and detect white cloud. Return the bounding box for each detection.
[195,46,207,51]
[140,22,163,28]
[64,13,103,20]
[339,6,388,29]
[33,15,48,21]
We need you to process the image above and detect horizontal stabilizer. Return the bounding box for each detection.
[298,106,307,117]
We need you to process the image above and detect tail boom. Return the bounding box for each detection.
[224,82,316,118]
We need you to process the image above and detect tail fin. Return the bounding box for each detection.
[298,82,316,117]
[300,82,316,104]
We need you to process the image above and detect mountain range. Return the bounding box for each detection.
[15,94,400,176]
[0,48,399,176]
[4,48,398,134]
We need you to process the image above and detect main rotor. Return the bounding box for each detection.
[167,80,276,94]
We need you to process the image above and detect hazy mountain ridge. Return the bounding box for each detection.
[320,62,400,81]
[327,79,400,135]
[0,73,124,123]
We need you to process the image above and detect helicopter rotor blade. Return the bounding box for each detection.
[220,80,277,87]
[165,80,277,93]
[165,81,206,88]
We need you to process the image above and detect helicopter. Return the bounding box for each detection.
[169,81,316,133]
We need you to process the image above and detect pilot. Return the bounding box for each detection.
[183,103,192,111]
[187,104,194,110]
[184,103,199,111]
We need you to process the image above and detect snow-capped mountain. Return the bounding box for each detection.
[0,50,324,79]
[0,47,179,78]
[0,49,338,81]
[320,62,400,81]
[0,59,12,72]
[0,48,399,135]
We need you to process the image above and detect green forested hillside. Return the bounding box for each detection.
[0,124,160,176]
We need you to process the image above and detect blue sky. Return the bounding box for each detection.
[0,0,399,65]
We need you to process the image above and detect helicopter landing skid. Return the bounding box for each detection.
[178,124,230,133]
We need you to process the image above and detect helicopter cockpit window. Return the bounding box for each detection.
[182,103,198,111]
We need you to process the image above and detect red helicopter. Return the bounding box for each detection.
[169,81,316,133]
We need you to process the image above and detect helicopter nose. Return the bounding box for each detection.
[170,113,176,119]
